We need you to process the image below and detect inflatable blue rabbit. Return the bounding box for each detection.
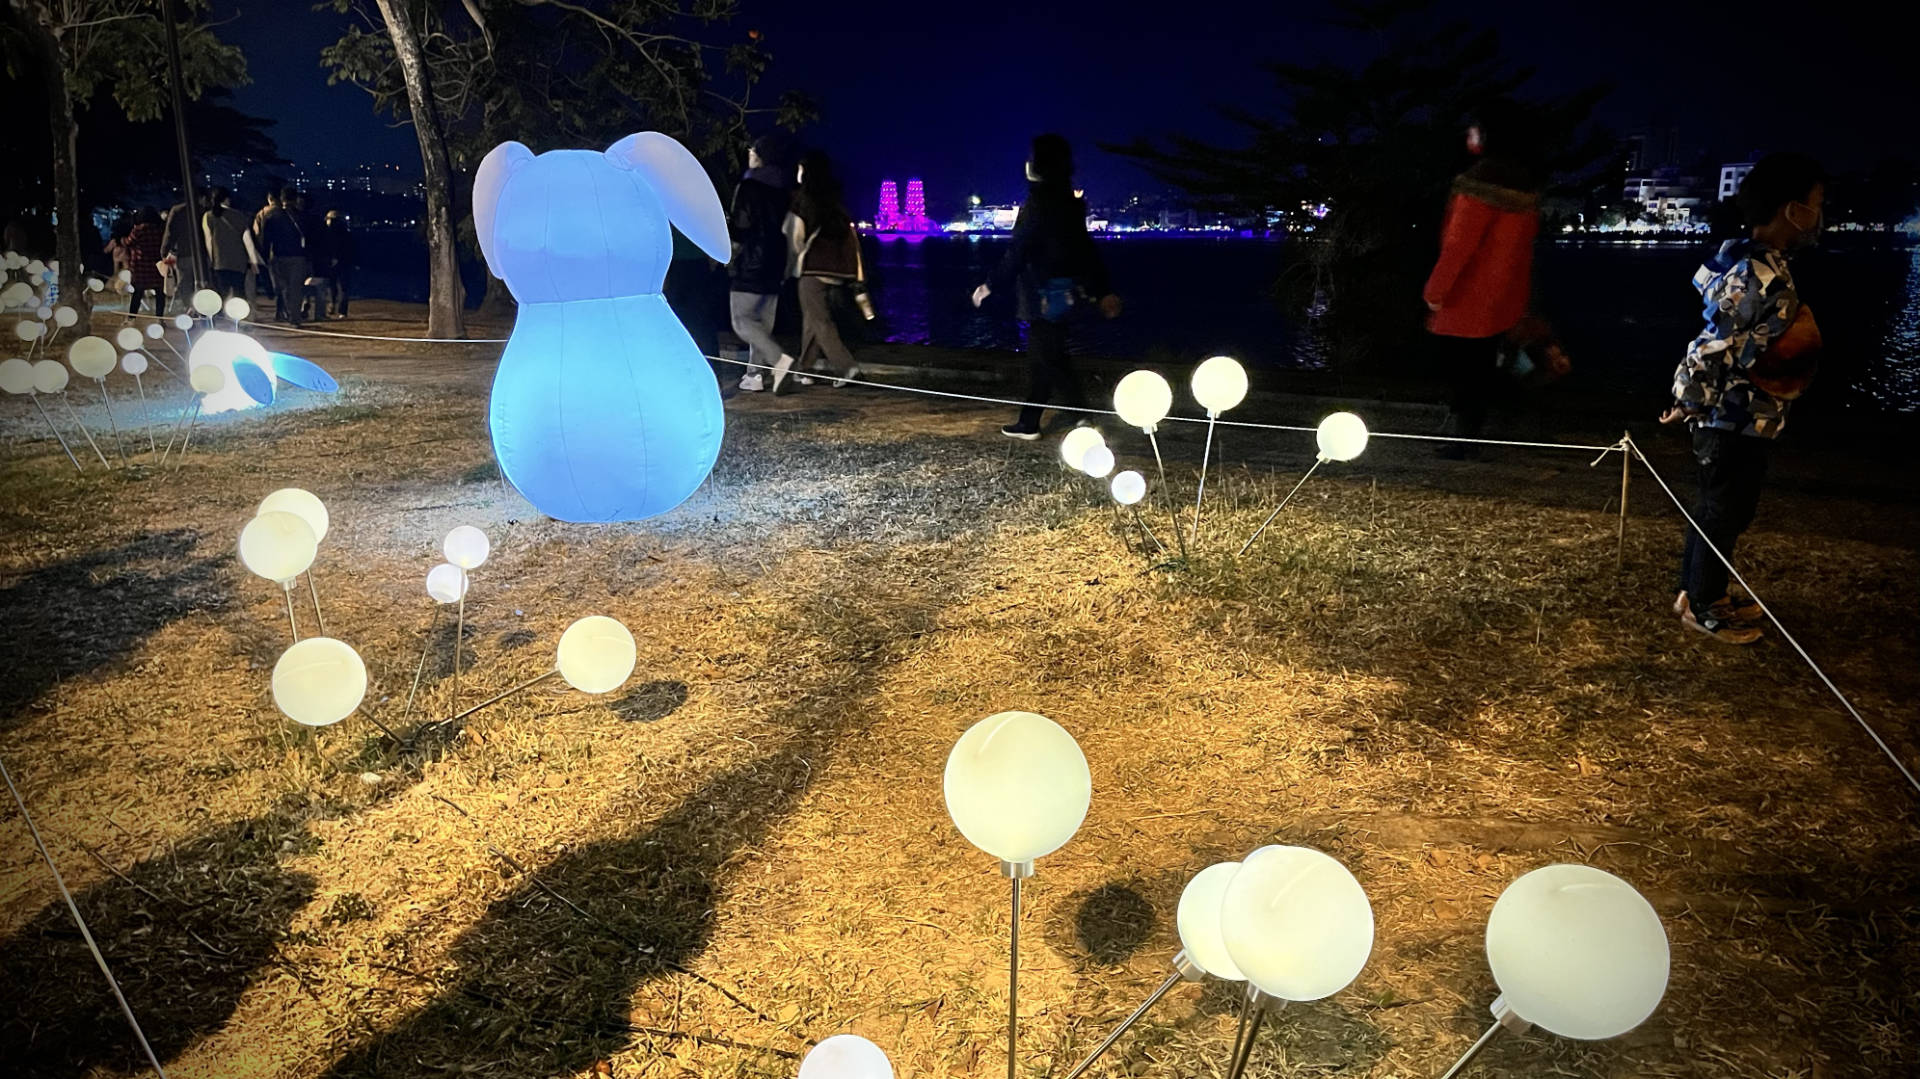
[473,133,730,522]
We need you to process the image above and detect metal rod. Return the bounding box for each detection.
[1064,969,1183,1079]
[401,604,442,725]
[1,754,171,1079]
[134,373,156,454]
[1224,994,1267,1079]
[30,394,82,470]
[420,668,558,732]
[172,399,201,467]
[97,378,127,461]
[1190,415,1217,546]
[1008,873,1022,1079]
[453,571,467,713]
[283,582,300,643]
[306,568,327,636]
[1146,430,1188,563]
[61,396,110,468]
[159,395,196,462]
[1616,430,1631,571]
[1239,457,1322,556]
[1130,504,1166,556]
[1435,1020,1505,1079]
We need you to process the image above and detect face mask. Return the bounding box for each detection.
[1784,202,1823,249]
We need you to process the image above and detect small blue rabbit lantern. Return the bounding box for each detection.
[474,132,731,522]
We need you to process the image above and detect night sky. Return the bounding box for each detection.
[217,0,1915,215]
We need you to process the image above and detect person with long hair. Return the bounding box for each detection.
[727,133,800,393]
[785,151,865,389]
[120,208,165,316]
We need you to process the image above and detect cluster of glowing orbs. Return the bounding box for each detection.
[191,289,223,316]
[1486,864,1669,1040]
[943,710,1091,865]
[443,525,490,569]
[115,327,144,350]
[190,364,227,395]
[1175,862,1247,981]
[1220,845,1374,1002]
[0,357,33,394]
[1059,426,1105,471]
[1191,355,1248,414]
[224,296,250,322]
[798,1035,893,1079]
[1079,444,1115,479]
[32,360,68,394]
[0,281,33,308]
[15,319,44,341]
[239,511,318,584]
[271,637,368,727]
[555,615,638,694]
[425,563,468,604]
[52,305,77,328]
[68,336,116,379]
[1113,370,1172,431]
[121,352,148,375]
[186,329,273,412]
[1316,412,1369,462]
[1110,470,1147,506]
[258,488,330,543]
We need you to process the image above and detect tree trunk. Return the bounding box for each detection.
[375,0,465,339]
[23,4,92,335]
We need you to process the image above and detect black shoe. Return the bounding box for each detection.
[1001,423,1042,441]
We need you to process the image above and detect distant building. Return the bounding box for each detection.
[1623,167,1705,222]
[874,177,937,233]
[1718,160,1757,201]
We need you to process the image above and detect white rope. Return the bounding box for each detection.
[1626,436,1920,796]
[0,753,171,1077]
[240,319,508,345]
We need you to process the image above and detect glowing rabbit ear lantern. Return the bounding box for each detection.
[187,329,276,412]
[474,132,731,522]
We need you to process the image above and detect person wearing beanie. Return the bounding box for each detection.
[728,133,801,393]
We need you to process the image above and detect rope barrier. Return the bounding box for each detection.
[1625,436,1920,796]
[1,753,170,1077]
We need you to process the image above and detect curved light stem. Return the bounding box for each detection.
[1224,990,1278,1079]
[1146,428,1187,562]
[134,373,157,455]
[61,396,110,468]
[306,569,327,636]
[1238,457,1323,556]
[1190,413,1217,546]
[453,571,468,713]
[401,605,441,724]
[172,400,201,468]
[1001,859,1033,1079]
[1130,505,1166,556]
[1063,963,1190,1079]
[420,668,558,735]
[97,379,127,461]
[282,582,300,644]
[1435,1020,1504,1079]
[30,394,82,470]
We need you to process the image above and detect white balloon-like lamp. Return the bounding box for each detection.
[799,1035,893,1079]
[426,563,468,604]
[1315,412,1368,463]
[1110,470,1145,506]
[1079,444,1115,479]
[115,327,143,350]
[52,305,77,328]
[1059,426,1105,472]
[191,288,222,316]
[259,488,332,633]
[240,511,318,585]
[0,357,32,394]
[7,358,83,469]
[1113,369,1172,432]
[32,359,68,394]
[1187,355,1247,544]
[68,336,124,461]
[223,296,250,322]
[556,615,637,694]
[443,525,490,569]
[271,637,367,727]
[145,322,163,340]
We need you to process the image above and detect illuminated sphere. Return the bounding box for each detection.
[31,360,68,394]
[52,305,77,328]
[190,364,227,395]
[0,281,31,308]
[425,563,468,604]
[1080,444,1115,479]
[187,329,275,412]
[943,710,1090,864]
[87,278,104,292]
[173,314,191,330]
[68,337,116,379]
[224,296,251,322]
[798,1035,893,1079]
[121,352,148,375]
[145,323,163,340]
[474,132,731,522]
[1191,355,1248,414]
[1486,864,1669,1040]
[115,327,143,350]
[1221,845,1374,1001]
[443,525,490,569]
[271,637,367,727]
[1110,470,1146,506]
[191,289,222,316]
[25,259,45,277]
[0,358,33,394]
[556,615,638,694]
[1113,370,1173,431]
[15,319,43,341]
[1316,412,1369,462]
[35,305,51,321]
[257,488,330,543]
[118,268,132,283]
[1176,862,1246,981]
[238,510,318,584]
[1059,426,1105,471]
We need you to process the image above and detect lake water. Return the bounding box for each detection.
[354,230,1920,414]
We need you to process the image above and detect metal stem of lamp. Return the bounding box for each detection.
[1064,949,1203,1079]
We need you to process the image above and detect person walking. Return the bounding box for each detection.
[256,187,310,326]
[161,193,206,306]
[1421,102,1544,456]
[727,133,799,393]
[321,210,356,318]
[120,208,165,316]
[971,133,1120,439]
[1663,153,1825,645]
[786,151,865,390]
[201,187,261,302]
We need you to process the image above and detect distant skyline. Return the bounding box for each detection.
[216,0,1914,215]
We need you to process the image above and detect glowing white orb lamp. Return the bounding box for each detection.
[118,268,133,284]
[121,352,148,376]
[1221,845,1374,1003]
[443,525,490,569]
[31,359,68,394]
[1059,426,1105,472]
[239,511,318,585]
[1191,355,1248,415]
[1113,369,1172,432]
[87,277,103,292]
[1177,861,1247,981]
[426,563,468,604]
[191,288,222,316]
[224,296,251,322]
[68,336,116,379]
[945,710,1090,867]
[173,314,191,330]
[190,364,226,395]
[187,329,274,413]
[258,488,329,544]
[36,305,52,321]
[115,327,143,350]
[1079,444,1115,479]
[1315,412,1369,463]
[52,305,77,328]
[799,1035,893,1079]
[0,357,33,394]
[15,319,44,341]
[1110,470,1146,506]
[271,637,367,727]
[556,615,637,694]
[145,322,163,340]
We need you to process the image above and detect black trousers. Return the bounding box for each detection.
[1677,427,1770,614]
[1017,318,1080,430]
[1432,332,1502,437]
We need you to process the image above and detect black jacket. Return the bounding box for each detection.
[728,178,790,295]
[991,181,1111,321]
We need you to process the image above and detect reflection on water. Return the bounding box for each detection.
[1869,250,1920,412]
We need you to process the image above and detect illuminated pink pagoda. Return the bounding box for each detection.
[875,177,937,233]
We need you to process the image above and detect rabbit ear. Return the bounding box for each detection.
[474,141,536,276]
[605,132,730,264]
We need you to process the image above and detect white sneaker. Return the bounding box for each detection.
[770,354,797,395]
[737,373,765,392]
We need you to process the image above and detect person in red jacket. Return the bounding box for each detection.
[1423,105,1544,453]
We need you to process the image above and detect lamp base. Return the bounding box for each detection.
[1000,859,1035,879]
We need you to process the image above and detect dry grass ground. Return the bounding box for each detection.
[1,308,1917,1079]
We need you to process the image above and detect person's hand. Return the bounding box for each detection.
[971,283,991,308]
[1098,294,1123,319]
[1658,406,1688,425]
